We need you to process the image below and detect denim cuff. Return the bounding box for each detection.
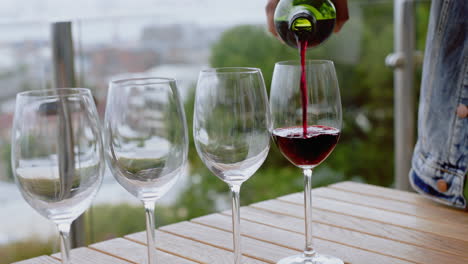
[410,152,467,209]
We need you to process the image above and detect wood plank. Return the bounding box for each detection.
[193,213,413,264]
[277,192,468,242]
[90,237,196,264]
[282,197,467,255]
[126,229,267,264]
[313,187,468,226]
[330,181,461,210]
[159,221,299,263]
[11,256,60,264]
[52,247,132,264]
[228,207,466,264]
[254,198,468,258]
[14,182,468,264]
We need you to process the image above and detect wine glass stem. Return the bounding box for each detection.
[303,168,316,258]
[57,223,71,264]
[144,201,156,264]
[230,184,242,264]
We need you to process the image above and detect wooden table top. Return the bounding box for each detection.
[13,181,468,264]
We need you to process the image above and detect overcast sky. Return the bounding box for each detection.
[0,0,267,25]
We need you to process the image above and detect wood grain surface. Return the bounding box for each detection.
[13,181,467,264]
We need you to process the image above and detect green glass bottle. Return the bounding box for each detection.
[274,0,336,48]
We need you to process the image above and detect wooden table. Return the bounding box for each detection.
[14,181,468,264]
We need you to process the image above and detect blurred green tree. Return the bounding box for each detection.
[210,25,298,89]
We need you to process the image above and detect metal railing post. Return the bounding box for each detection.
[385,0,417,191]
[51,21,86,248]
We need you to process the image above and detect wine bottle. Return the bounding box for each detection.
[274,0,336,48]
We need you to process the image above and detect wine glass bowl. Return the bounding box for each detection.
[270,60,343,264]
[105,78,187,201]
[104,77,188,264]
[11,88,104,263]
[194,68,270,185]
[270,60,341,169]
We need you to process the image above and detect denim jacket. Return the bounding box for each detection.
[410,0,468,209]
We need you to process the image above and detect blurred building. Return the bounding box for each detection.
[140,24,224,64]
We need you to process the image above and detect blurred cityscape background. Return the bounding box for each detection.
[0,0,431,262]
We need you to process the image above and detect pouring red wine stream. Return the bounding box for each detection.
[299,39,308,136]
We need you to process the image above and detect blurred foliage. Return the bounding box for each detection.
[86,204,145,242]
[0,142,12,180]
[211,25,297,89]
[85,203,188,243]
[0,237,54,264]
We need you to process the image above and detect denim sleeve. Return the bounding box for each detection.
[410,0,468,209]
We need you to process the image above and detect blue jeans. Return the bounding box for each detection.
[410,0,468,209]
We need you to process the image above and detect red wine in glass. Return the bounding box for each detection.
[272,125,340,167]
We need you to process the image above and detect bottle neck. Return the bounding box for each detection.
[288,10,316,38]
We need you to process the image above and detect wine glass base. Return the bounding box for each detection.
[277,253,344,264]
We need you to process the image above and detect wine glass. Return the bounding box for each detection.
[193,67,271,264]
[104,77,188,264]
[11,88,104,264]
[270,60,343,264]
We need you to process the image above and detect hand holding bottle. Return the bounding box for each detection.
[266,0,349,37]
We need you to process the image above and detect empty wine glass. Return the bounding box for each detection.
[104,77,188,264]
[193,68,271,264]
[11,88,104,264]
[270,60,343,264]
